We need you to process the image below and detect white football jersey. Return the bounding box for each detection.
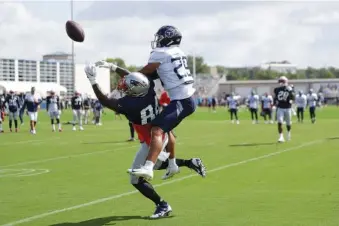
[261,95,273,109]
[148,46,195,100]
[227,96,238,109]
[295,94,307,108]
[247,95,259,109]
[48,96,59,112]
[307,93,318,107]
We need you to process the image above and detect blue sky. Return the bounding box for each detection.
[1,1,339,68]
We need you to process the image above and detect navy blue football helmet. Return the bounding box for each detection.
[151,25,182,49]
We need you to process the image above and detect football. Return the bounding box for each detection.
[65,20,85,42]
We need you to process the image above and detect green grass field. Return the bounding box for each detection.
[0,107,338,226]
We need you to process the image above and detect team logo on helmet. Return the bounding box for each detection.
[130,79,147,88]
[165,29,175,38]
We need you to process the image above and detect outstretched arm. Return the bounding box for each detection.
[92,84,120,112]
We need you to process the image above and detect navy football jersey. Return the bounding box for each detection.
[71,96,83,110]
[116,79,159,125]
[5,95,20,112]
[274,86,295,109]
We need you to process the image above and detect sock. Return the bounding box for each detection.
[157,159,190,170]
[132,179,163,205]
[144,160,155,170]
[52,124,56,130]
[0,122,2,130]
[9,120,12,129]
[58,123,61,130]
[168,158,176,167]
[14,120,18,129]
[129,122,135,138]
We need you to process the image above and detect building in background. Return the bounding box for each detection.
[43,52,73,61]
[260,61,297,74]
[0,55,110,98]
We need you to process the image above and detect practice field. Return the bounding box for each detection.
[0,107,338,226]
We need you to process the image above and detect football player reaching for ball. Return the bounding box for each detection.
[96,25,196,180]
[84,64,205,219]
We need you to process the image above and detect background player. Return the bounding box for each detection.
[0,93,4,132]
[22,87,41,134]
[247,90,259,124]
[85,64,205,219]
[295,90,307,123]
[274,76,295,142]
[93,99,103,126]
[227,92,239,124]
[71,91,84,131]
[307,89,318,124]
[4,90,20,132]
[46,90,62,132]
[83,96,91,125]
[261,92,273,124]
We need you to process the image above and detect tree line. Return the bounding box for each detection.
[106,56,339,88]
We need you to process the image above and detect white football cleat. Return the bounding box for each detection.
[72,127,76,131]
[162,164,180,180]
[150,202,172,219]
[79,126,84,131]
[278,136,285,143]
[287,132,291,141]
[128,166,154,180]
[236,120,240,124]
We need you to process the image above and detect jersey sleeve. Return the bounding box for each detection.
[148,51,167,64]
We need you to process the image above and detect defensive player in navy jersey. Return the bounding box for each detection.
[4,90,20,132]
[85,64,205,219]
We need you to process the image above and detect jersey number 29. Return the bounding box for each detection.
[140,97,160,125]
[277,91,289,101]
[171,56,191,79]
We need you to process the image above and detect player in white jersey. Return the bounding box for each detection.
[295,90,307,123]
[307,89,318,124]
[46,91,62,132]
[227,93,240,124]
[22,87,42,134]
[261,93,273,124]
[96,25,196,180]
[247,91,259,124]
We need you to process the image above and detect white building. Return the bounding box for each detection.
[0,56,110,98]
[260,61,297,74]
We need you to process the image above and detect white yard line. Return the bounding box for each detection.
[0,135,215,169]
[0,139,323,226]
[0,145,137,169]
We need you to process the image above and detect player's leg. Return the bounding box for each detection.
[19,108,24,125]
[156,157,206,177]
[161,132,180,180]
[276,108,285,142]
[55,111,62,132]
[33,112,38,133]
[234,109,239,124]
[132,98,196,180]
[311,107,316,123]
[297,107,301,122]
[301,107,304,123]
[127,121,135,141]
[77,110,84,130]
[229,109,234,123]
[254,108,258,123]
[0,114,3,132]
[84,109,88,125]
[130,143,171,218]
[28,112,34,133]
[72,110,77,130]
[263,109,267,122]
[13,111,19,132]
[9,112,13,132]
[285,109,292,141]
[49,111,55,131]
[250,108,254,122]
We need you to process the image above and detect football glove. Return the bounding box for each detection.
[84,64,97,85]
[95,60,117,71]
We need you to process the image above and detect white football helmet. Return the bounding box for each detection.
[278,76,288,86]
[118,72,150,97]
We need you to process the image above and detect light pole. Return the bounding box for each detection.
[71,0,75,97]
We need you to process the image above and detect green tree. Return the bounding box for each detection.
[187,55,210,75]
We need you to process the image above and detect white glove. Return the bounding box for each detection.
[95,60,117,71]
[84,64,97,85]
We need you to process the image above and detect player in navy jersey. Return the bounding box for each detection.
[85,64,206,219]
[4,90,20,132]
[93,99,103,125]
[71,92,84,131]
[0,94,4,133]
